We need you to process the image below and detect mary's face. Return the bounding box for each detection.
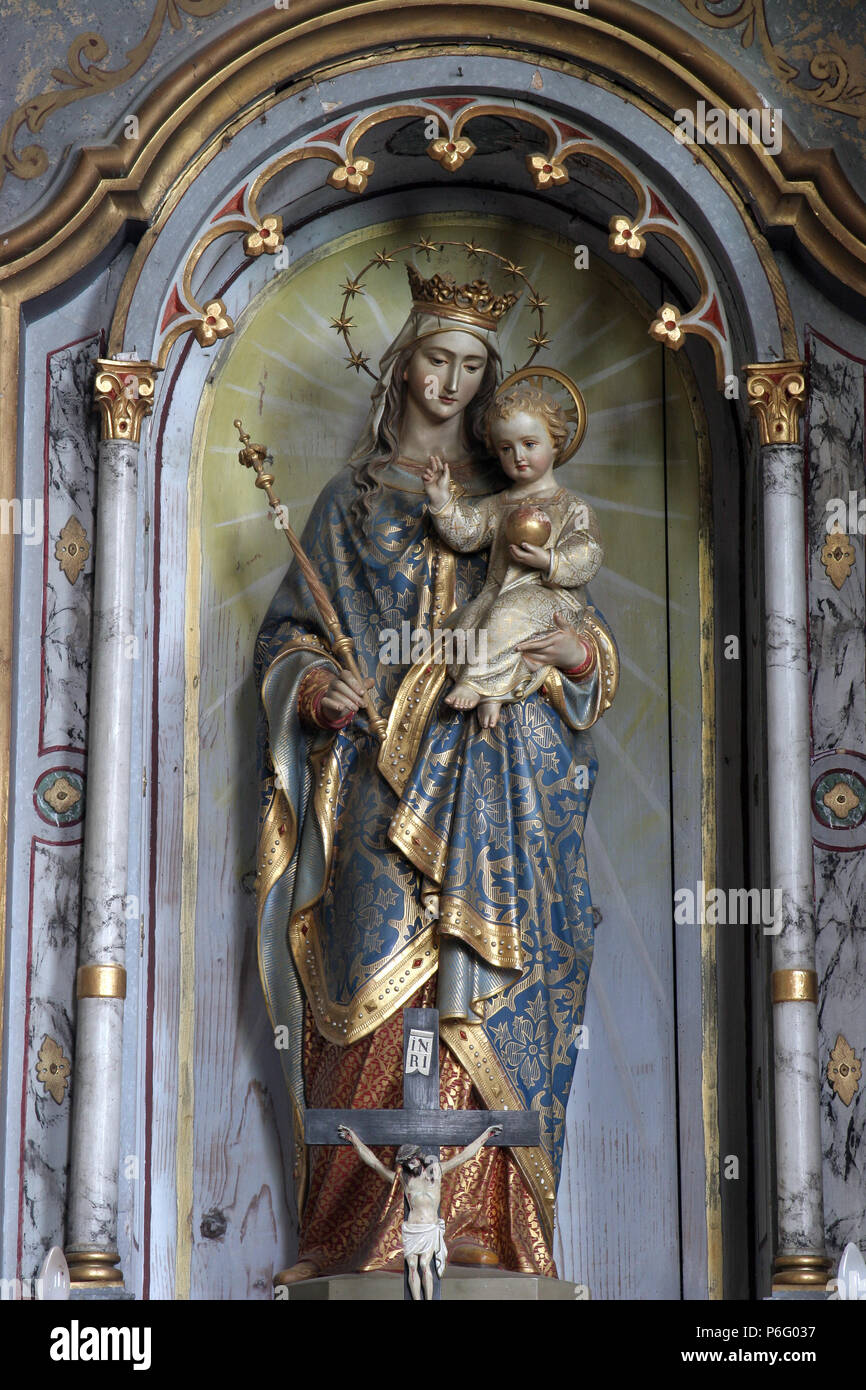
[403,330,489,423]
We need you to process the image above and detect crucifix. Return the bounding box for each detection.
[304,1007,541,1300]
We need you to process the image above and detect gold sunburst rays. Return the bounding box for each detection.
[590,718,669,821]
[582,819,674,1019]
[576,344,659,392]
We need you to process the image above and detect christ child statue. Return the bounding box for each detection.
[422,381,602,727]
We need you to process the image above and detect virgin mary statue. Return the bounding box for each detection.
[254,260,619,1285]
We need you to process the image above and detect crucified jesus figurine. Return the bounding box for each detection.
[337,1123,503,1299]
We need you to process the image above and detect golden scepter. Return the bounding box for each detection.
[234,417,387,742]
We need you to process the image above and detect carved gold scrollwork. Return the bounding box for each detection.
[820,527,855,589]
[827,1034,861,1106]
[680,0,866,120]
[743,361,806,445]
[54,516,90,585]
[93,359,158,443]
[0,0,231,195]
[36,1035,71,1104]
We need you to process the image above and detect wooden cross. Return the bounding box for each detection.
[304,1007,541,1299]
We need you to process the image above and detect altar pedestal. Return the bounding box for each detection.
[278,1269,590,1301]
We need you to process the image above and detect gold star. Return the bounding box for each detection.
[329,314,354,334]
[528,291,549,311]
[462,239,483,259]
[373,248,395,267]
[345,349,370,373]
[413,235,441,259]
[504,259,525,279]
[340,277,366,298]
[527,331,551,351]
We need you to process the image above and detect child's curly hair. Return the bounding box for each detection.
[484,384,569,457]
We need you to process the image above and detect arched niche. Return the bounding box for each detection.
[108,55,780,1298]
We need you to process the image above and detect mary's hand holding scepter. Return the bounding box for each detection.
[234,417,386,741]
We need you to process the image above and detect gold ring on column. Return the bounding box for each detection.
[771,969,817,1004]
[76,963,127,999]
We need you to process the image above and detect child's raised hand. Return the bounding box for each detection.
[423,453,452,509]
[510,541,551,571]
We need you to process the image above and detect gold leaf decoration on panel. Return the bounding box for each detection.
[820,527,855,589]
[827,1035,861,1106]
[0,0,231,194]
[54,517,90,585]
[36,1035,71,1104]
[822,782,860,820]
[680,0,866,119]
[43,775,82,816]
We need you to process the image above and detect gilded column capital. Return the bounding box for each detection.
[94,358,159,444]
[743,360,806,446]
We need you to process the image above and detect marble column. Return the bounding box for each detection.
[745,363,831,1291]
[64,360,156,1286]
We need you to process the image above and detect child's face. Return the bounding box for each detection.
[490,411,557,483]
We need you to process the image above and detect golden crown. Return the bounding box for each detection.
[407,265,520,330]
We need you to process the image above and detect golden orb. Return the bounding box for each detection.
[505,505,552,548]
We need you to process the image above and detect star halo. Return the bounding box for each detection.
[330,238,550,381]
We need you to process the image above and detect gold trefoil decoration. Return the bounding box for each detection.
[192,299,233,347]
[93,360,158,443]
[162,97,733,387]
[54,517,90,585]
[327,157,375,193]
[242,215,284,257]
[743,362,806,446]
[827,1035,861,1106]
[36,1035,71,1104]
[43,775,82,815]
[649,303,684,349]
[609,216,646,257]
[820,526,855,590]
[428,137,476,172]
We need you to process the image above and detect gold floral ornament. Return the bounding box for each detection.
[427,137,476,172]
[821,526,855,590]
[326,157,374,194]
[54,516,90,585]
[608,215,646,257]
[36,1036,71,1105]
[823,781,860,820]
[44,775,82,815]
[243,215,284,257]
[193,299,233,347]
[827,1035,861,1106]
[649,303,684,349]
[526,154,568,189]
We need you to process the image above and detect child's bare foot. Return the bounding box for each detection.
[445,682,480,710]
[478,699,502,728]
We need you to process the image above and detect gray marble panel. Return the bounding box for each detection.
[43,337,100,754]
[19,840,82,1280]
[807,329,866,1259]
[814,847,866,1259]
[806,333,866,757]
